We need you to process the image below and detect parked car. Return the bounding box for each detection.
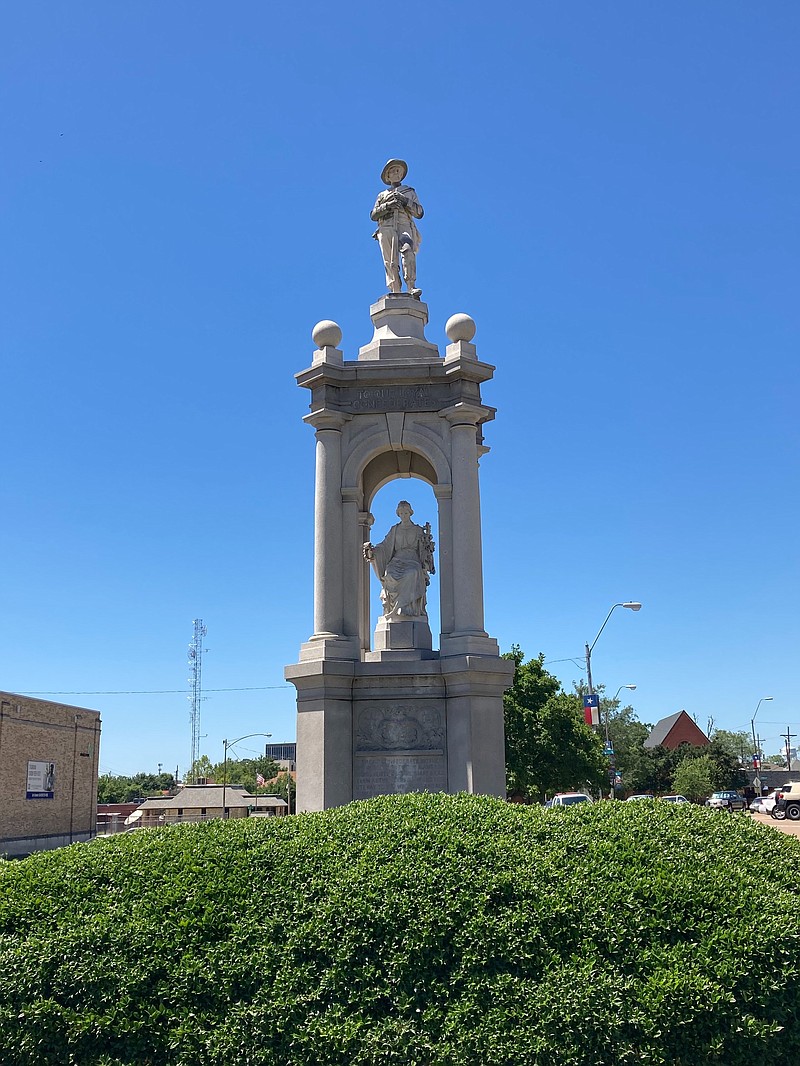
[706,791,747,812]
[660,795,690,804]
[749,791,778,814]
[771,783,800,821]
[548,792,592,807]
[625,794,655,802]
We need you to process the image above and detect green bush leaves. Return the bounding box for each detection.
[0,794,797,1065]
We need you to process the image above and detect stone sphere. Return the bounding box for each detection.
[445,313,476,343]
[312,320,342,349]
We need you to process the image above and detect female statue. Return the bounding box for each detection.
[363,501,435,619]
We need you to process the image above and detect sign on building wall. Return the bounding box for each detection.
[26,760,55,799]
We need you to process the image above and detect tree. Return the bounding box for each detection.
[595,693,652,795]
[97,772,176,804]
[188,755,214,783]
[569,682,654,796]
[705,739,748,790]
[211,755,281,795]
[633,745,681,795]
[635,740,747,797]
[673,755,715,802]
[269,770,297,813]
[503,648,606,802]
[710,728,753,763]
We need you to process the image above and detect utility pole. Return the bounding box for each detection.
[781,727,796,773]
[753,732,763,796]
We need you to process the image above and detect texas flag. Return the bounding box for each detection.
[583,693,600,728]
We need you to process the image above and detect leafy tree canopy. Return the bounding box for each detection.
[710,728,754,762]
[269,770,297,812]
[503,647,606,801]
[97,772,176,804]
[673,754,716,802]
[635,740,747,796]
[211,754,281,794]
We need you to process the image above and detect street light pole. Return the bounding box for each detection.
[750,697,773,781]
[604,684,636,799]
[606,684,637,745]
[585,603,641,696]
[584,602,641,731]
[221,732,272,819]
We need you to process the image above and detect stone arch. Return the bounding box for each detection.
[339,424,454,653]
[341,424,452,508]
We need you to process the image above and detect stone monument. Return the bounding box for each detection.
[285,159,514,811]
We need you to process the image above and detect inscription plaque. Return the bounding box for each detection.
[337,384,451,413]
[353,703,447,799]
[353,752,447,799]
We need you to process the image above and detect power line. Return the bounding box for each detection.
[21,686,292,695]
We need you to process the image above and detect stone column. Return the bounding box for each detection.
[341,488,361,644]
[358,510,374,653]
[443,405,487,637]
[434,485,454,639]
[312,413,347,637]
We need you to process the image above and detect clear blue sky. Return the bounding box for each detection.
[2,2,797,776]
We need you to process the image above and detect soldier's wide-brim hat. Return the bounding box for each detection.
[381,158,408,184]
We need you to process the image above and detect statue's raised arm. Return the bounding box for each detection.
[371,159,423,299]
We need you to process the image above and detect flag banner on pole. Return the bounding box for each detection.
[583,693,600,727]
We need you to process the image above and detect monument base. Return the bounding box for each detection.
[285,654,514,812]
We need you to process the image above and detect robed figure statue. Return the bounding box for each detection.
[363,501,436,619]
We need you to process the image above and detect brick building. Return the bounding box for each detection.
[643,709,710,751]
[0,692,101,857]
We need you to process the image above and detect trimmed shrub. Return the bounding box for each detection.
[0,793,798,1065]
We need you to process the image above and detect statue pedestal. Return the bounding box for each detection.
[364,615,436,662]
[358,295,440,362]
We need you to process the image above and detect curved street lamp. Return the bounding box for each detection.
[221,732,272,818]
[585,602,642,697]
[612,684,637,704]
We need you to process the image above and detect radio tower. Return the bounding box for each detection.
[187,619,207,783]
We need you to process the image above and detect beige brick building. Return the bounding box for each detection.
[0,692,101,857]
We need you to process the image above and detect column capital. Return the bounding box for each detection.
[439,402,489,428]
[304,409,350,432]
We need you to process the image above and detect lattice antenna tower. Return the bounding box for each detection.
[187,619,207,783]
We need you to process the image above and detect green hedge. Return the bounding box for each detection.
[0,794,797,1065]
